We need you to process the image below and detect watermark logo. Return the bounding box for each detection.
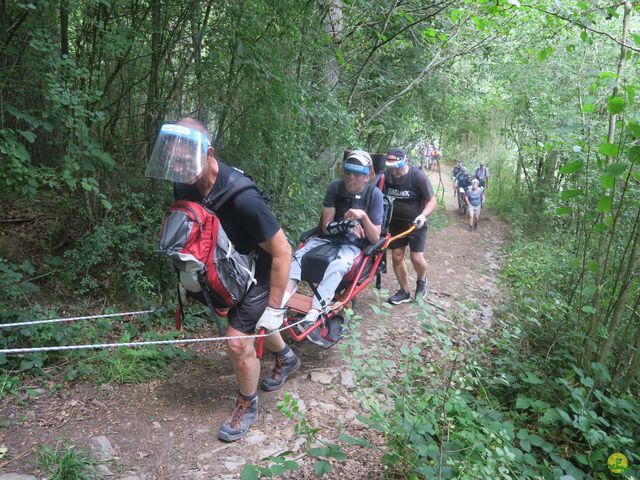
[607,452,628,475]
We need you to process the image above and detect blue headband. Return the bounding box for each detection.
[386,157,406,168]
[344,162,369,174]
[158,124,210,149]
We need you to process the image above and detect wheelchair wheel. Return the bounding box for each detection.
[320,314,347,349]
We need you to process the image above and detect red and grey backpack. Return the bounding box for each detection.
[159,170,257,331]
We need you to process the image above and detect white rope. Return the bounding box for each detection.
[0,319,308,355]
[0,309,157,329]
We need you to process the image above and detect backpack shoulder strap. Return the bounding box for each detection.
[205,170,256,212]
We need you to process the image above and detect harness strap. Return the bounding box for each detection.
[198,272,225,335]
[176,282,185,330]
[204,170,257,212]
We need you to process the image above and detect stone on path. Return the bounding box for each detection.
[0,475,37,480]
[310,371,335,384]
[91,435,116,461]
[340,370,356,389]
[244,430,267,446]
[223,455,246,472]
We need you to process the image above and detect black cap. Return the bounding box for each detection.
[387,147,406,159]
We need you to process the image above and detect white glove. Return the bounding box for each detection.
[256,306,286,331]
[413,214,427,229]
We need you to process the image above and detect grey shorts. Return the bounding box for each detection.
[228,262,271,334]
[469,204,481,216]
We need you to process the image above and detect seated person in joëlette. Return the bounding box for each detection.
[281,150,384,345]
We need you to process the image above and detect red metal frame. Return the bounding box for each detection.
[255,225,415,356]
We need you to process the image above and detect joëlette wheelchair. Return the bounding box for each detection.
[256,152,415,353]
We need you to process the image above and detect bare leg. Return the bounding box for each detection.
[409,251,427,281]
[391,247,409,291]
[226,327,260,396]
[264,331,286,353]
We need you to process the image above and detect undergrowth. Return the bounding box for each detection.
[36,438,102,480]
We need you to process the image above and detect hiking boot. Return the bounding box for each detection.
[297,309,324,347]
[415,278,428,300]
[218,395,258,442]
[260,349,301,392]
[388,288,411,305]
[473,223,478,230]
[468,225,473,231]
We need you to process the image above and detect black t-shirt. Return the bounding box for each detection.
[322,180,384,226]
[384,166,435,221]
[173,162,280,273]
[458,176,471,190]
[321,180,384,246]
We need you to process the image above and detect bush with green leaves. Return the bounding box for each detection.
[349,296,640,479]
[0,258,193,390]
[59,191,173,300]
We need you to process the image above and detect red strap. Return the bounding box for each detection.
[175,305,182,330]
[255,329,266,359]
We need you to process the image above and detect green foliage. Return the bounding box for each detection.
[278,391,319,444]
[241,390,351,478]
[36,438,102,480]
[0,259,189,386]
[59,192,172,299]
[351,300,640,479]
[427,203,449,231]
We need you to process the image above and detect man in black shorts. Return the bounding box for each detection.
[384,147,437,304]
[146,118,295,442]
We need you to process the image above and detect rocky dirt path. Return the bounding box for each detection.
[0,167,511,480]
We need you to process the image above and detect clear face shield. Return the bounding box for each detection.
[145,124,210,184]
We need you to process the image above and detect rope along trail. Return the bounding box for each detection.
[0,310,307,355]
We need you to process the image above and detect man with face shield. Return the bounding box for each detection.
[384,147,437,305]
[146,118,294,442]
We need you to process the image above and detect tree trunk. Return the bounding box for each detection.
[321,0,342,90]
[191,0,206,123]
[597,216,640,363]
[619,309,640,389]
[582,1,633,365]
[60,0,69,57]
[144,0,162,158]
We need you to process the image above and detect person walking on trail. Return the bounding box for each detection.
[417,140,427,169]
[283,150,384,345]
[455,167,471,208]
[452,161,462,196]
[466,178,485,231]
[474,162,490,189]
[384,147,437,305]
[455,165,467,191]
[428,140,441,171]
[145,118,296,443]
